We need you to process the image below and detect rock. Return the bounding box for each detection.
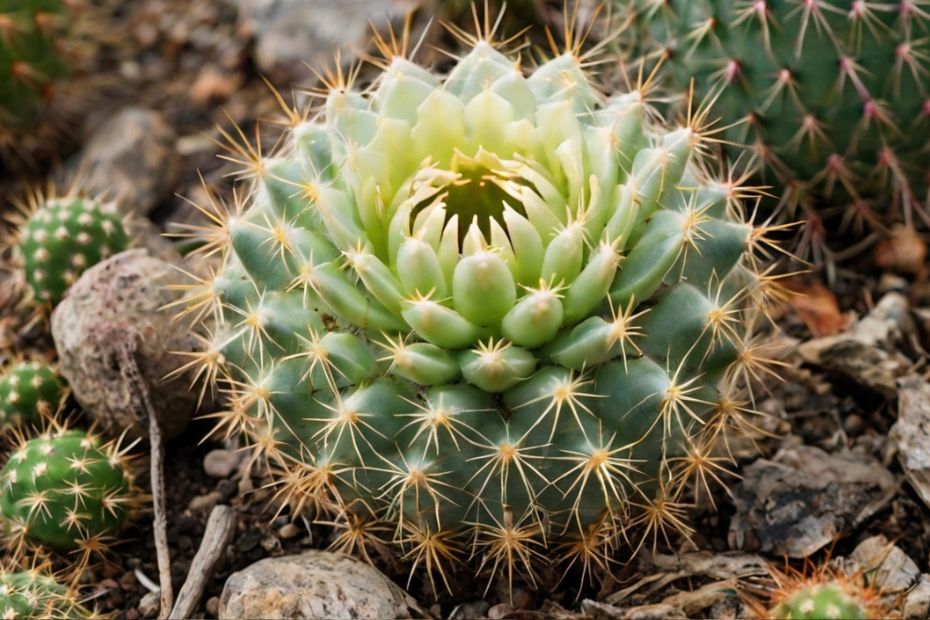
[188,491,223,513]
[904,575,930,619]
[448,601,490,620]
[487,603,512,619]
[219,551,416,619]
[581,600,687,620]
[236,0,419,82]
[204,449,244,478]
[76,108,181,216]
[797,292,912,396]
[729,445,895,557]
[51,250,200,439]
[891,377,930,511]
[139,591,160,619]
[847,535,919,593]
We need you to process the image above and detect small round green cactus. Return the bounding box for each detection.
[14,194,129,307]
[0,0,69,128]
[184,16,781,591]
[619,0,930,250]
[0,427,136,551]
[0,569,89,619]
[0,361,68,431]
[772,582,868,620]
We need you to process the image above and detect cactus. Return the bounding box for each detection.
[7,190,130,308]
[0,361,68,431]
[0,0,69,129]
[770,582,868,619]
[185,15,780,591]
[0,425,137,553]
[617,0,930,254]
[0,569,89,619]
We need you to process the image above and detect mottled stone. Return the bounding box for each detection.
[51,250,199,439]
[219,551,416,619]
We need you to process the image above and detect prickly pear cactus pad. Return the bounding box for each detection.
[0,0,69,127]
[187,20,780,590]
[0,569,89,619]
[10,192,130,308]
[0,361,67,431]
[0,427,136,552]
[620,0,930,243]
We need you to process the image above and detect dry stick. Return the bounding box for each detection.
[120,337,174,618]
[169,505,237,619]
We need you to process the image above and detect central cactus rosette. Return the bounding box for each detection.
[193,29,774,588]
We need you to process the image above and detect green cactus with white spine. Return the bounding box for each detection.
[617,0,930,251]
[0,361,67,431]
[0,426,137,552]
[185,18,779,590]
[10,193,130,308]
[771,582,870,619]
[0,569,89,619]
[0,0,69,128]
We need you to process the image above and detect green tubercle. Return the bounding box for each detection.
[0,428,136,551]
[0,361,68,431]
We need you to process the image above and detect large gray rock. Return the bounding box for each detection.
[51,249,199,439]
[219,551,416,619]
[236,0,419,82]
[729,445,895,557]
[77,107,181,216]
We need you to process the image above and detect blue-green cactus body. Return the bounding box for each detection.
[192,33,774,585]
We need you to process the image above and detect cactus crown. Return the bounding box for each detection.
[0,0,69,128]
[6,188,130,309]
[0,361,68,432]
[620,0,930,239]
[186,12,781,592]
[0,568,89,619]
[772,582,868,620]
[0,424,137,559]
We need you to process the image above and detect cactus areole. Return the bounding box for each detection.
[190,24,777,590]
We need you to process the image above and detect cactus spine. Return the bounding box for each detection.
[618,0,930,251]
[0,361,67,431]
[184,15,780,590]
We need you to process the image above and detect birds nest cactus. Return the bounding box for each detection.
[0,567,90,619]
[2,186,130,315]
[179,9,785,593]
[617,0,930,260]
[0,422,140,572]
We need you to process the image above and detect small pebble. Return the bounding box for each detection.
[204,449,241,478]
[488,603,514,619]
[206,596,220,617]
[237,528,261,552]
[844,413,866,435]
[188,491,222,513]
[139,591,160,619]
[217,478,238,499]
[276,522,300,539]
